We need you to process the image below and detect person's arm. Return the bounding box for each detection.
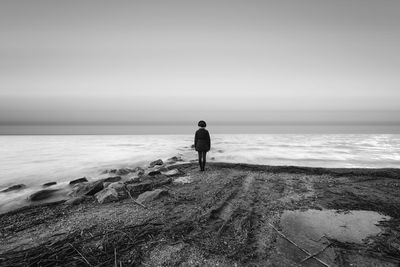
[194,131,198,149]
[207,131,211,151]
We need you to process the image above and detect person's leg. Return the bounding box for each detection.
[198,151,203,171]
[202,151,207,170]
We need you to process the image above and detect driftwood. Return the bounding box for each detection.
[268,223,331,267]
[68,243,92,266]
[124,185,148,209]
[301,243,332,263]
[114,248,117,267]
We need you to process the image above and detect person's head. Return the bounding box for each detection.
[198,120,207,128]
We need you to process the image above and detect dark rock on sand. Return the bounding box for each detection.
[70,180,105,197]
[85,181,104,196]
[65,196,85,205]
[95,188,119,204]
[191,144,195,149]
[103,176,121,183]
[69,177,88,185]
[136,189,169,204]
[149,159,163,168]
[126,177,172,195]
[108,181,125,190]
[98,177,122,191]
[28,189,59,201]
[1,184,26,193]
[107,182,128,198]
[42,182,57,187]
[147,170,161,176]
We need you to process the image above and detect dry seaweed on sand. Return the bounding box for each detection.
[0,218,187,267]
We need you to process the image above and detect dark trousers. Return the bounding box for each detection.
[198,151,207,171]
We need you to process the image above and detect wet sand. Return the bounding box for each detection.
[1,162,399,266]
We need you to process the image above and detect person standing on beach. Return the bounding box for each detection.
[194,120,211,171]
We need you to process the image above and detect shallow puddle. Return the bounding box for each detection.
[280,209,390,244]
[276,209,393,266]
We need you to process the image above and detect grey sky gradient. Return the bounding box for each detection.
[1,0,400,133]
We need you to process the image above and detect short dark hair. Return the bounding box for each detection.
[198,120,206,127]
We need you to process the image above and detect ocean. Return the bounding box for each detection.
[0,134,399,212]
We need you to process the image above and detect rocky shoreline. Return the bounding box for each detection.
[1,161,400,266]
[0,156,185,213]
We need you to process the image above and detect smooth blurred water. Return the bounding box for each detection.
[1,134,399,190]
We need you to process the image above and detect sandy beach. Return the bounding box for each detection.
[0,161,399,266]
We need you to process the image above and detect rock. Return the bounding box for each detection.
[95,188,119,204]
[149,159,163,168]
[69,177,88,185]
[127,180,154,194]
[116,168,132,175]
[69,183,86,196]
[191,144,195,149]
[136,189,169,204]
[42,182,57,187]
[126,177,172,195]
[28,189,59,201]
[70,180,105,197]
[65,196,85,205]
[85,181,104,196]
[103,182,112,188]
[103,176,121,183]
[161,169,181,177]
[108,182,128,198]
[167,156,183,164]
[1,184,25,193]
[147,170,161,176]
[134,167,145,176]
[108,181,125,190]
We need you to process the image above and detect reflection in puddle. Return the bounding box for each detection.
[281,209,390,244]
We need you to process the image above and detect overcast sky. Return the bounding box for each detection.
[1,0,399,133]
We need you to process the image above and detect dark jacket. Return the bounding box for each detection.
[194,128,211,152]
